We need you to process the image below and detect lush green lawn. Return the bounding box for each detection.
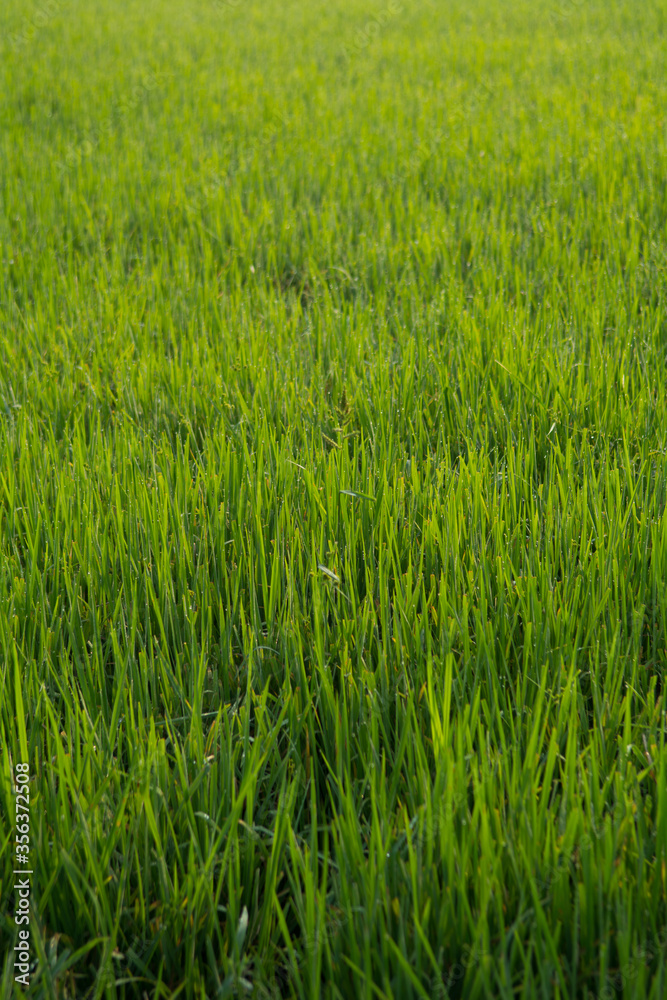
[1,0,666,996]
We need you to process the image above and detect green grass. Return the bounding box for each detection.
[1,0,666,996]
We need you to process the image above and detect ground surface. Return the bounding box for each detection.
[1,0,666,997]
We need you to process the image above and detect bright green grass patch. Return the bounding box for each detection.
[0,0,666,997]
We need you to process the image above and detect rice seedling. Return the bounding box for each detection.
[0,0,666,996]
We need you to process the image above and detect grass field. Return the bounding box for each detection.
[1,0,667,996]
